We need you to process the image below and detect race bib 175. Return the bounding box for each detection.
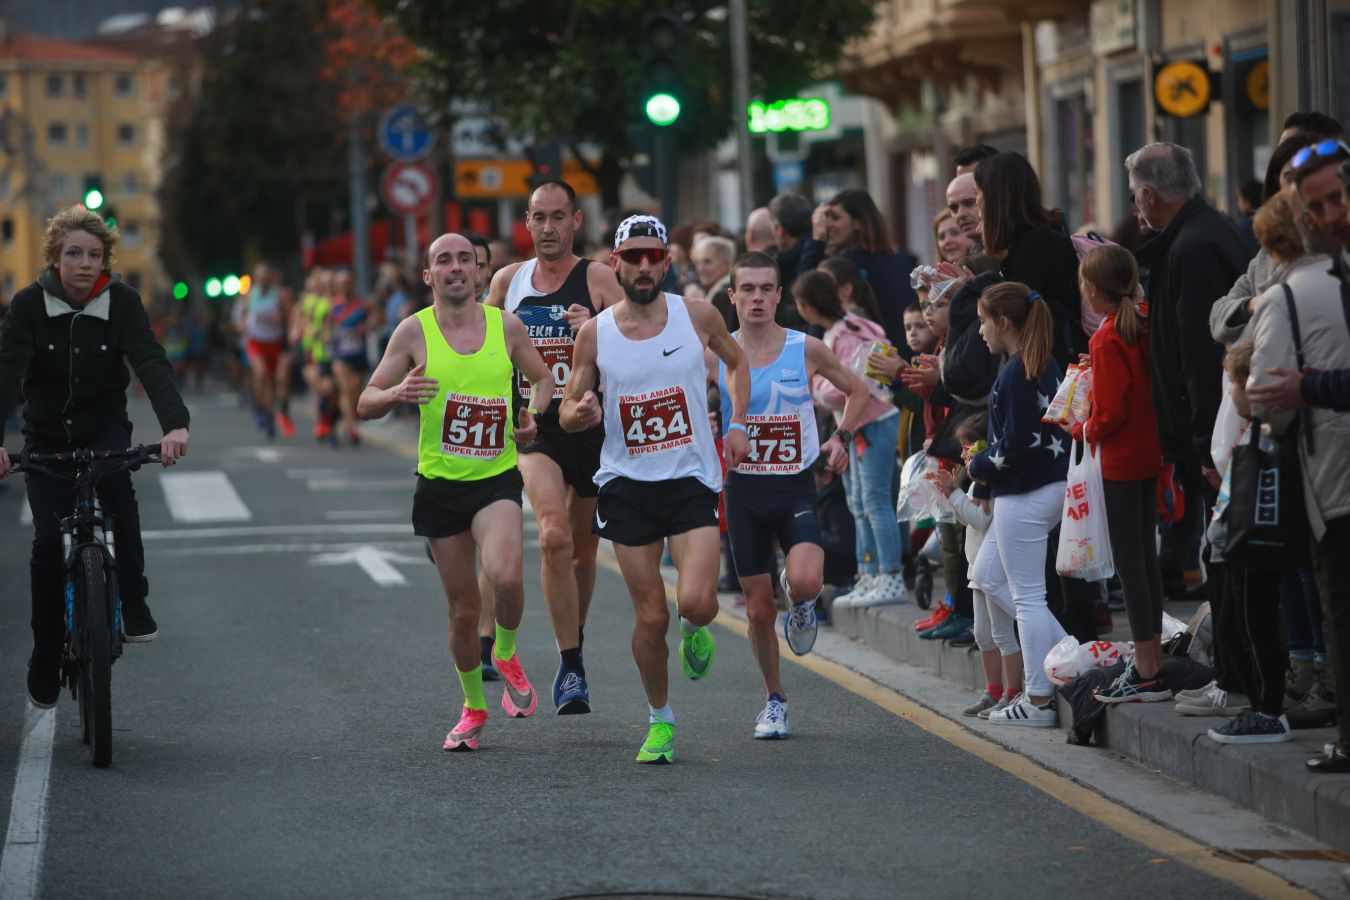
[739,414,803,473]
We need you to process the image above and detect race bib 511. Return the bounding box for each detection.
[441,393,508,458]
[618,386,693,456]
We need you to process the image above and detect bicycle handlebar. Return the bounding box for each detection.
[9,444,162,478]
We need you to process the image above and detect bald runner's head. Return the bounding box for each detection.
[423,233,478,305]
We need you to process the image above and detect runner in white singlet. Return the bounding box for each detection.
[560,215,750,764]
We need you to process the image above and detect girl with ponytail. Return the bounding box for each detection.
[966,281,1071,727]
[1072,245,1168,703]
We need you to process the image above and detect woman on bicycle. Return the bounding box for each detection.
[0,205,190,709]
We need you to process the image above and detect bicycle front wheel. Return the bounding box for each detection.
[76,545,113,768]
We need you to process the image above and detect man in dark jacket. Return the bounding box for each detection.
[0,206,190,709]
[767,192,811,329]
[1129,142,1254,597]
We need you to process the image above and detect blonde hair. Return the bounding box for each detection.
[1224,341,1255,383]
[1253,192,1304,266]
[42,205,118,273]
[1078,245,1145,345]
[978,281,1054,381]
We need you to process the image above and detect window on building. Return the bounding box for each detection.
[120,172,141,195]
[47,122,69,149]
[121,221,142,248]
[1049,92,1093,230]
[72,73,86,99]
[45,74,64,97]
[75,123,89,149]
[114,73,134,98]
[1,218,13,246]
[1116,79,1146,218]
[116,124,136,148]
[49,174,71,200]
[1330,9,1350,141]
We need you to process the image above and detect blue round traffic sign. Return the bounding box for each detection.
[378,104,435,161]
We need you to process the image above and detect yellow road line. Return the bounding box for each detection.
[593,551,1310,900]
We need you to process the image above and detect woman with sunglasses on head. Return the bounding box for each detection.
[799,188,918,356]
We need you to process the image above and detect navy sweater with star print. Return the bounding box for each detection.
[967,353,1070,499]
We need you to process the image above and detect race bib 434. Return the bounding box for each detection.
[441,393,508,458]
[618,386,693,456]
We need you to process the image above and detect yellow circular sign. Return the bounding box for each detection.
[1155,60,1211,118]
[1246,59,1270,111]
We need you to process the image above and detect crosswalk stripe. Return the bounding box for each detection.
[159,470,252,523]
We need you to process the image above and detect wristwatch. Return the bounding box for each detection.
[834,429,853,446]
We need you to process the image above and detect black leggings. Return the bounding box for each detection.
[1232,566,1288,715]
[1103,477,1164,641]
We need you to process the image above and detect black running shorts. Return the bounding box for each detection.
[412,469,523,538]
[519,427,602,499]
[594,475,718,546]
[724,469,821,578]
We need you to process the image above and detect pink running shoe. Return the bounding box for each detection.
[443,707,487,751]
[495,654,538,718]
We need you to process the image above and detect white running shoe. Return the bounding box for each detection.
[987,694,1058,727]
[753,695,788,739]
[849,572,908,608]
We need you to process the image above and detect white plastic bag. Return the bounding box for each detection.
[1044,635,1134,686]
[1161,610,1189,642]
[1210,375,1244,477]
[1056,440,1115,582]
[896,452,954,526]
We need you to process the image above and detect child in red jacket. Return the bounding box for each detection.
[1071,245,1168,703]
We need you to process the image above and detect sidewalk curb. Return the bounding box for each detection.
[828,598,1350,851]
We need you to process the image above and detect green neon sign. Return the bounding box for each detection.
[747,98,831,134]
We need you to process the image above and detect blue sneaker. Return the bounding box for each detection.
[553,665,591,715]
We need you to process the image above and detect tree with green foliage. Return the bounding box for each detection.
[371,0,875,210]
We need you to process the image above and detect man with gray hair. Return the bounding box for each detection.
[1129,141,1253,601]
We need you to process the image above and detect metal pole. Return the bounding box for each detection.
[403,214,418,271]
[348,113,371,296]
[730,0,753,222]
[656,127,677,225]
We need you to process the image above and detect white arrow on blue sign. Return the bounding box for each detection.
[377,104,435,161]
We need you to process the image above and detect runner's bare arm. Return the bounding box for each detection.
[357,316,433,420]
[689,301,750,467]
[502,312,552,415]
[483,263,521,309]
[559,319,602,432]
[805,335,868,472]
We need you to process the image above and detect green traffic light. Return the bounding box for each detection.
[205,278,222,298]
[645,92,681,126]
[172,282,188,300]
[83,189,104,210]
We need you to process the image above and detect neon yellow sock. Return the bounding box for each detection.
[457,664,487,710]
[492,622,518,662]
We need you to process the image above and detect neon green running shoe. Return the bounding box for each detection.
[679,622,715,680]
[636,720,675,764]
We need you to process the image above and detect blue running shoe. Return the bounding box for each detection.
[553,665,591,715]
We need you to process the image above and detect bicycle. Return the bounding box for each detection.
[11,444,160,768]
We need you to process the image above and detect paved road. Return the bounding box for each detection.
[0,392,1252,899]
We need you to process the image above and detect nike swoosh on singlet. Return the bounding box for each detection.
[662,346,682,357]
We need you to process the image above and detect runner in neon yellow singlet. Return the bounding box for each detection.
[359,233,551,752]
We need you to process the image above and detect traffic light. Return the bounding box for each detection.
[641,13,684,127]
[172,281,188,300]
[526,141,563,187]
[101,206,118,230]
[82,174,104,210]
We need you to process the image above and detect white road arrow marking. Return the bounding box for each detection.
[309,544,427,587]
